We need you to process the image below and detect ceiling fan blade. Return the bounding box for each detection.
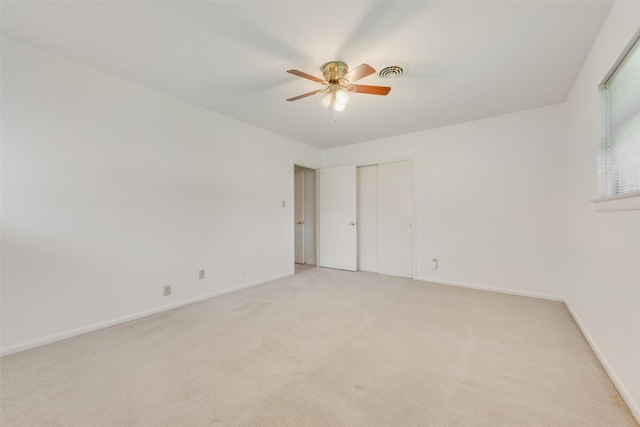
[287,70,327,84]
[350,85,391,95]
[286,89,326,102]
[343,64,376,83]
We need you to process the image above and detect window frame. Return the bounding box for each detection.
[594,29,640,211]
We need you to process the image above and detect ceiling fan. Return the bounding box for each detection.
[286,62,391,112]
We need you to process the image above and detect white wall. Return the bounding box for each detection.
[0,38,321,354]
[323,104,567,300]
[564,1,640,420]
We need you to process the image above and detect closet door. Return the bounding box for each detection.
[357,165,378,272]
[303,171,316,265]
[377,160,413,278]
[318,165,357,271]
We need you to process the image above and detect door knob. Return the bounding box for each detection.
[350,221,357,226]
[296,220,304,224]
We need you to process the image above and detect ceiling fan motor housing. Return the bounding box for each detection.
[322,62,349,82]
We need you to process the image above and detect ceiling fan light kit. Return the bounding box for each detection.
[286,61,391,113]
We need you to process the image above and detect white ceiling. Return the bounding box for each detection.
[1,1,613,149]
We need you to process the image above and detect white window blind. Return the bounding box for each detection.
[599,34,640,197]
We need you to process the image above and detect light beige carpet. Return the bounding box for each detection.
[1,267,637,426]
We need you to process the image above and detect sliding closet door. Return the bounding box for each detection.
[357,165,378,272]
[318,165,357,271]
[303,171,316,265]
[377,160,413,278]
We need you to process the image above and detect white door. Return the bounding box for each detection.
[294,171,304,264]
[378,160,413,278]
[357,165,378,272]
[318,165,357,271]
[303,171,317,265]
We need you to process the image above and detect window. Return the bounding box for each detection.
[598,31,640,200]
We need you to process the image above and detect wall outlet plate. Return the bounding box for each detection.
[164,285,171,296]
[199,270,205,280]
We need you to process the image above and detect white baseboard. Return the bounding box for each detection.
[415,276,564,302]
[304,259,316,265]
[565,301,640,424]
[0,272,293,357]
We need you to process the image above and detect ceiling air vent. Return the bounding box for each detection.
[379,65,404,78]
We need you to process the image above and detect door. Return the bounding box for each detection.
[303,171,317,265]
[357,165,378,272]
[294,171,304,264]
[377,160,413,278]
[318,165,357,271]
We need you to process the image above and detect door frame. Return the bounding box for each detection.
[291,162,319,272]
[294,170,305,264]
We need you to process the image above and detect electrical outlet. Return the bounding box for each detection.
[164,285,171,296]
[432,258,438,270]
[199,269,205,280]
[241,267,247,279]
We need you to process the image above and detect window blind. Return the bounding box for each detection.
[599,35,640,197]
